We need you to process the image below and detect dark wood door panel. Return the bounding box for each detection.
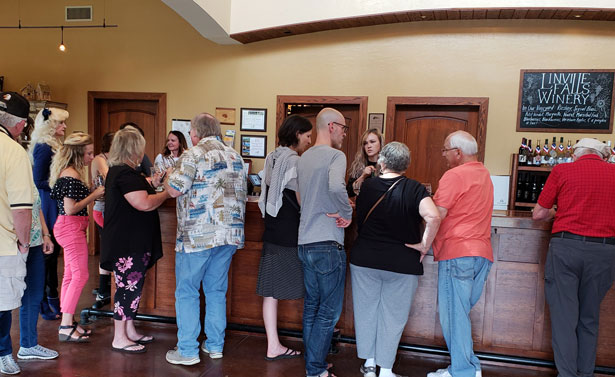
[386,98,487,195]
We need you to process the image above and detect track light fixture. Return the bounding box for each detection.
[59,26,66,52]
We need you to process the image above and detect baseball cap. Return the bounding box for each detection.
[0,92,30,120]
[573,138,610,158]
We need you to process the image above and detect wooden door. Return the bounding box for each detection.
[276,96,368,179]
[386,97,488,194]
[87,92,167,255]
[286,104,360,169]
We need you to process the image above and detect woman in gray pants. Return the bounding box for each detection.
[350,142,441,377]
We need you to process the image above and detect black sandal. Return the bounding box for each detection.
[73,321,92,336]
[58,324,89,343]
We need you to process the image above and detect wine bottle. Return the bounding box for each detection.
[533,140,542,166]
[518,137,527,166]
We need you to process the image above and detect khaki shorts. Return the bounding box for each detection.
[0,251,28,311]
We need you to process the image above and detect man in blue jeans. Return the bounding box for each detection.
[428,131,494,377]
[164,113,247,366]
[297,108,353,377]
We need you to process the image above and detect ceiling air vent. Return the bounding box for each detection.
[65,6,92,22]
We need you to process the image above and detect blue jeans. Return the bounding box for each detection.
[438,257,492,377]
[298,241,346,377]
[20,246,45,347]
[174,245,236,358]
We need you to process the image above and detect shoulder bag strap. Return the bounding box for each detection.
[362,178,403,225]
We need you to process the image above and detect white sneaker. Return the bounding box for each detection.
[427,367,482,377]
[17,344,59,360]
[427,367,451,377]
[0,354,20,375]
[200,343,223,359]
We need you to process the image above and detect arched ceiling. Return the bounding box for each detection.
[161,0,615,45]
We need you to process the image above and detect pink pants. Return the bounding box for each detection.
[93,210,104,228]
[54,215,90,315]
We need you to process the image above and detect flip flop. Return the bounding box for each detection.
[264,347,302,361]
[111,343,146,354]
[58,324,89,343]
[133,335,155,345]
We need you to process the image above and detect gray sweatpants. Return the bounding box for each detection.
[350,263,419,369]
[545,237,615,377]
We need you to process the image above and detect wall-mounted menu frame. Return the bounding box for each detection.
[517,69,615,133]
[240,135,267,158]
[240,108,267,132]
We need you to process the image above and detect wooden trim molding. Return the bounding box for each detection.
[231,7,615,44]
[385,96,489,162]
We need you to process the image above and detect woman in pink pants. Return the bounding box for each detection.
[49,132,104,342]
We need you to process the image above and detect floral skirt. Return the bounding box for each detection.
[112,252,151,320]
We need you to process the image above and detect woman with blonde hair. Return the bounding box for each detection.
[101,126,168,353]
[347,128,383,198]
[50,132,104,342]
[29,107,68,320]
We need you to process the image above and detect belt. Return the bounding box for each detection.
[552,231,615,245]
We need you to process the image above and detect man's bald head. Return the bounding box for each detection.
[316,108,344,131]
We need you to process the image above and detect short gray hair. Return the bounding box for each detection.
[0,111,23,128]
[191,113,221,139]
[448,131,478,155]
[378,142,410,173]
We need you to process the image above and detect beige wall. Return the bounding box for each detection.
[2,0,615,174]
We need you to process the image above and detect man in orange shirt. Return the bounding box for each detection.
[427,131,494,377]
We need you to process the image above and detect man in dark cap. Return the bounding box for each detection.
[533,138,615,377]
[0,91,35,374]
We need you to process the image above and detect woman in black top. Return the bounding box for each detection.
[346,128,383,198]
[350,142,441,377]
[49,132,104,342]
[101,126,169,353]
[256,115,312,360]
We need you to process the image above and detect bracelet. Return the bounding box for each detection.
[43,234,51,238]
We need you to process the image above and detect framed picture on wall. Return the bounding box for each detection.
[216,107,236,125]
[241,135,267,158]
[368,113,385,133]
[240,108,267,132]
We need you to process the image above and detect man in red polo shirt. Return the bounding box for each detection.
[533,138,615,377]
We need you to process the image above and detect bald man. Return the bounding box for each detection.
[428,131,494,377]
[297,107,352,377]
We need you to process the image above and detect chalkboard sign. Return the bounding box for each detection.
[516,69,615,133]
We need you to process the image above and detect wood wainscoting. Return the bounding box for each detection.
[140,202,615,369]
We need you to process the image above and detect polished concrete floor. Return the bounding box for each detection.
[5,256,566,376]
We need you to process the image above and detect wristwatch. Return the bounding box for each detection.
[17,239,30,249]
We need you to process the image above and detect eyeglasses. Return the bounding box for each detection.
[441,147,459,153]
[331,121,349,134]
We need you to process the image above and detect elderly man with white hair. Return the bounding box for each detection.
[533,138,615,377]
[428,130,494,377]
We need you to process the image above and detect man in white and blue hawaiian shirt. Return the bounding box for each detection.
[164,112,247,366]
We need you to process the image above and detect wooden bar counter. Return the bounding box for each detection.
[141,199,615,368]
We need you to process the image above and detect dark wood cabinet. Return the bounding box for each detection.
[508,154,552,210]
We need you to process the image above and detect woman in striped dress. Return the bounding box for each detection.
[256,115,312,361]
